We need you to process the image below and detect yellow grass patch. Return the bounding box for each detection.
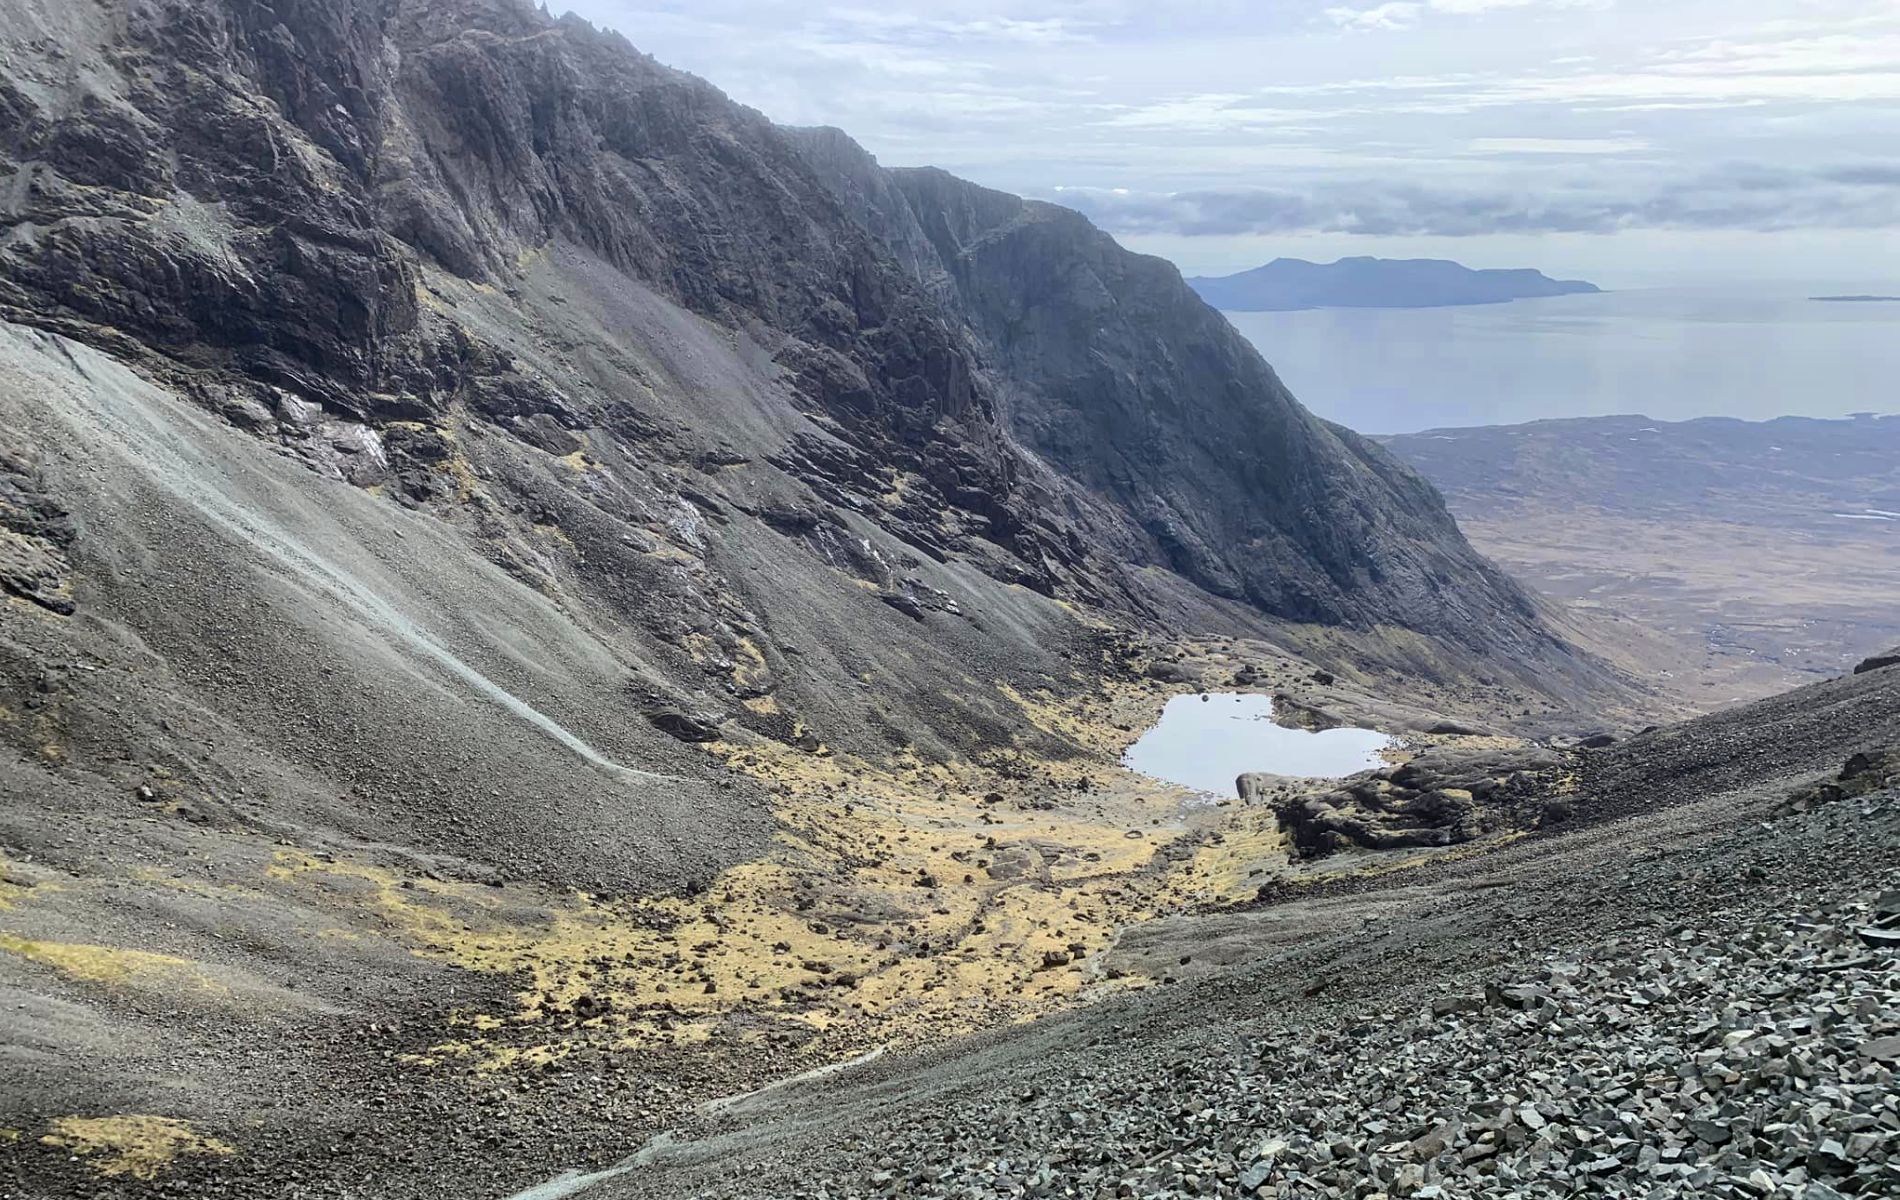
[263,708,1203,1069]
[39,1115,233,1180]
[1156,806,1292,906]
[259,655,1433,1076]
[731,636,772,694]
[0,934,227,999]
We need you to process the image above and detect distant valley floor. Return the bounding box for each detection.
[1384,413,1900,709]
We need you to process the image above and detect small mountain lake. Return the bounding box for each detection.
[1123,693,1393,796]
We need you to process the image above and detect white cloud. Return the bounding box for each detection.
[1327,0,1609,30]
[1466,137,1652,154]
[559,0,1900,242]
[1325,2,1422,29]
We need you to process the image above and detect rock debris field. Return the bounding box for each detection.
[626,778,1899,1200]
[811,893,1897,1200]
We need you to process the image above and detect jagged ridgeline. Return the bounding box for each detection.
[0,0,1589,646]
[0,0,1608,901]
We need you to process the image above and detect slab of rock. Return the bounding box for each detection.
[1273,746,1566,859]
[1853,647,1900,674]
[0,447,76,614]
[646,708,725,743]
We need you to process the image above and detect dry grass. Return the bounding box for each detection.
[39,1115,233,1180]
[0,933,229,999]
[254,661,1332,1073]
[242,645,1444,1080]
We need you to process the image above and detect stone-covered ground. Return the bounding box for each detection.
[827,880,1898,1199]
[603,729,1899,1200]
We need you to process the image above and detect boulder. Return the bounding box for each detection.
[1852,647,1900,674]
[876,589,927,621]
[646,708,724,743]
[1275,747,1566,859]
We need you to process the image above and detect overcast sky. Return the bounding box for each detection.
[558,0,1900,286]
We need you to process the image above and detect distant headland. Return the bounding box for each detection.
[1187,256,1602,312]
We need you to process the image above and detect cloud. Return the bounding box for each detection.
[1050,164,1900,237]
[1325,2,1422,30]
[566,0,1900,244]
[1326,0,1609,31]
[1464,137,1652,155]
[825,8,1097,45]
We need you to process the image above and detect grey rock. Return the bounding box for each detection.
[646,708,725,743]
[1852,648,1900,674]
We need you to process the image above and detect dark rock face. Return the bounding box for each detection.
[856,165,1553,645]
[0,0,1580,669]
[1250,747,1567,859]
[0,446,76,614]
[1854,649,1900,675]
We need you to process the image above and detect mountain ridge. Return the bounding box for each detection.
[0,0,1600,676]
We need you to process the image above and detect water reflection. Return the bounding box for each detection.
[1123,693,1391,796]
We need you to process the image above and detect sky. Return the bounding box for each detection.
[556,0,1900,288]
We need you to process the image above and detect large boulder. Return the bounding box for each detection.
[1778,747,1899,814]
[1853,648,1900,675]
[646,708,725,744]
[1270,747,1567,859]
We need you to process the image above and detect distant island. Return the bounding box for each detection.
[1187,256,1602,312]
[1811,295,1900,303]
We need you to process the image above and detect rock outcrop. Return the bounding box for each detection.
[1780,747,1900,814]
[1855,648,1900,675]
[1250,747,1568,858]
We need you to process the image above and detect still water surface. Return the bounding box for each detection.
[1224,289,1900,435]
[1122,693,1392,796]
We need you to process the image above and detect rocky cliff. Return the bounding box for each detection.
[0,0,1577,662]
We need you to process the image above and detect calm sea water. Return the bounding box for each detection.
[1223,289,1900,435]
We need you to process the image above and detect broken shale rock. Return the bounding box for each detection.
[1779,747,1900,816]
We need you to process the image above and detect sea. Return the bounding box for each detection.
[1222,288,1900,436]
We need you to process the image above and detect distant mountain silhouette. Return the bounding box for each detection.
[1188,256,1602,311]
